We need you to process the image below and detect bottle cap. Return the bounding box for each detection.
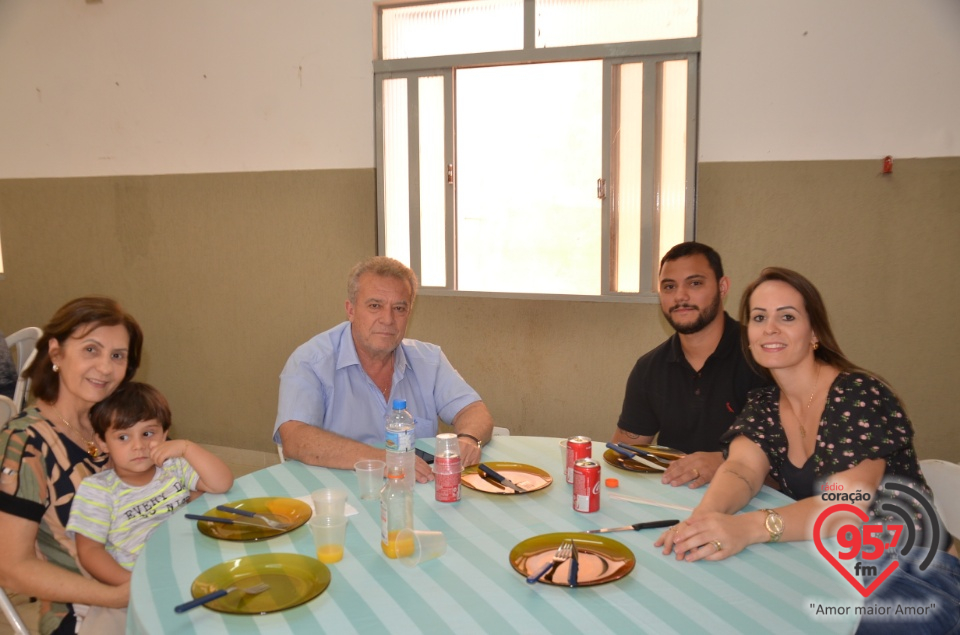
[392,399,407,409]
[387,466,405,479]
[604,478,619,488]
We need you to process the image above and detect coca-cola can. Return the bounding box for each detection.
[573,458,601,513]
[434,434,462,503]
[566,436,592,484]
[434,459,461,502]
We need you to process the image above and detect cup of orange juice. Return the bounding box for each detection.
[309,516,347,564]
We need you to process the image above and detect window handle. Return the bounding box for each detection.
[447,163,454,185]
[597,177,606,200]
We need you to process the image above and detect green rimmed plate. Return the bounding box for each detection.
[461,462,552,495]
[196,497,312,541]
[510,532,635,587]
[189,553,330,614]
[603,444,684,473]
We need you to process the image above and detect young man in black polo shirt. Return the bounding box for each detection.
[612,242,770,488]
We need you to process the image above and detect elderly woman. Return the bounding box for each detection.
[0,297,142,635]
[656,268,959,634]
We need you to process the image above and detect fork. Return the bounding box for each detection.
[526,539,573,584]
[174,582,271,613]
[216,504,290,529]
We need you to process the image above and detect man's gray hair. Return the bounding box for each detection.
[347,256,419,304]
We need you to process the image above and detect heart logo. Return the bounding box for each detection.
[813,503,899,597]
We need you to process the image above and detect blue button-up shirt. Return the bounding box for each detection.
[273,322,481,445]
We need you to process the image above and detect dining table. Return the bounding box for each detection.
[128,436,861,634]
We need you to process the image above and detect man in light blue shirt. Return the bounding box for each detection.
[274,257,494,482]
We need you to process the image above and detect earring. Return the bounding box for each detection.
[812,342,819,351]
[52,363,60,372]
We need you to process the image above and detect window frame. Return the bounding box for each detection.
[374,0,701,302]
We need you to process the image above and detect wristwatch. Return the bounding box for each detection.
[760,509,784,543]
[457,433,482,449]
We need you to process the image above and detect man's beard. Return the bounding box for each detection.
[663,292,722,335]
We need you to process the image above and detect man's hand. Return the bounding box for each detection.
[661,451,724,488]
[458,438,482,467]
[414,455,435,483]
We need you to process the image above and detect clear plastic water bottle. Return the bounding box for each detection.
[385,399,416,489]
[380,465,413,558]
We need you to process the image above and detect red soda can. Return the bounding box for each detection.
[434,433,461,503]
[573,458,601,513]
[434,456,461,502]
[566,436,592,484]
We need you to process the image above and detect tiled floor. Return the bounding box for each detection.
[0,447,272,635]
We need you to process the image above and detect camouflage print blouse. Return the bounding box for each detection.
[0,407,110,635]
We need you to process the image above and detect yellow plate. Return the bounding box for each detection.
[461,462,552,495]
[190,553,330,614]
[196,497,312,541]
[510,532,635,587]
[603,444,684,473]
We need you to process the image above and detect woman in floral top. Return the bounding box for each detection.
[0,297,142,635]
[655,267,958,634]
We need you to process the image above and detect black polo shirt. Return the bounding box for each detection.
[616,313,771,453]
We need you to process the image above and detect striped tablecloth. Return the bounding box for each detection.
[128,436,860,634]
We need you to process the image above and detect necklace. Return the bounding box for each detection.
[51,405,100,458]
[786,363,823,440]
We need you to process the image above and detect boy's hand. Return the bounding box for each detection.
[150,439,191,466]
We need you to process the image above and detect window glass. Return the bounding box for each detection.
[456,62,602,294]
[382,0,523,60]
[535,0,699,47]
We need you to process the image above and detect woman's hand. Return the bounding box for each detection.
[655,512,758,562]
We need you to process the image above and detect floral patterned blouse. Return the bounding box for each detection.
[722,372,944,546]
[0,407,110,634]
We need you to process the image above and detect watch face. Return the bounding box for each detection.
[765,512,783,536]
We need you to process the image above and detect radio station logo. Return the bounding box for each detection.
[813,480,941,598]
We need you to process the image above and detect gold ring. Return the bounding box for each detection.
[693,468,700,479]
[711,540,722,552]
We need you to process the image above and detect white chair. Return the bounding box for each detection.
[1,589,30,635]
[5,326,42,413]
[0,395,32,635]
[277,444,285,463]
[492,426,510,437]
[920,459,960,538]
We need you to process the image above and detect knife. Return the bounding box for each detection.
[616,442,677,463]
[568,540,579,587]
[605,443,667,471]
[477,463,527,493]
[583,519,680,534]
[185,514,276,529]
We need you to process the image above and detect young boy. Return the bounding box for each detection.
[66,382,233,632]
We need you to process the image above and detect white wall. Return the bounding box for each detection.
[0,0,373,178]
[0,0,958,179]
[700,0,960,161]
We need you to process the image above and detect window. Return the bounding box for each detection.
[375,0,700,300]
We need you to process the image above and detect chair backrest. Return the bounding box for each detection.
[492,426,510,437]
[0,589,30,635]
[0,395,17,427]
[5,326,42,413]
[919,459,960,537]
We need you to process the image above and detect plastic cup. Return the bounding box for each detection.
[396,528,447,567]
[354,460,386,500]
[309,516,348,564]
[311,488,347,520]
[435,433,459,456]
